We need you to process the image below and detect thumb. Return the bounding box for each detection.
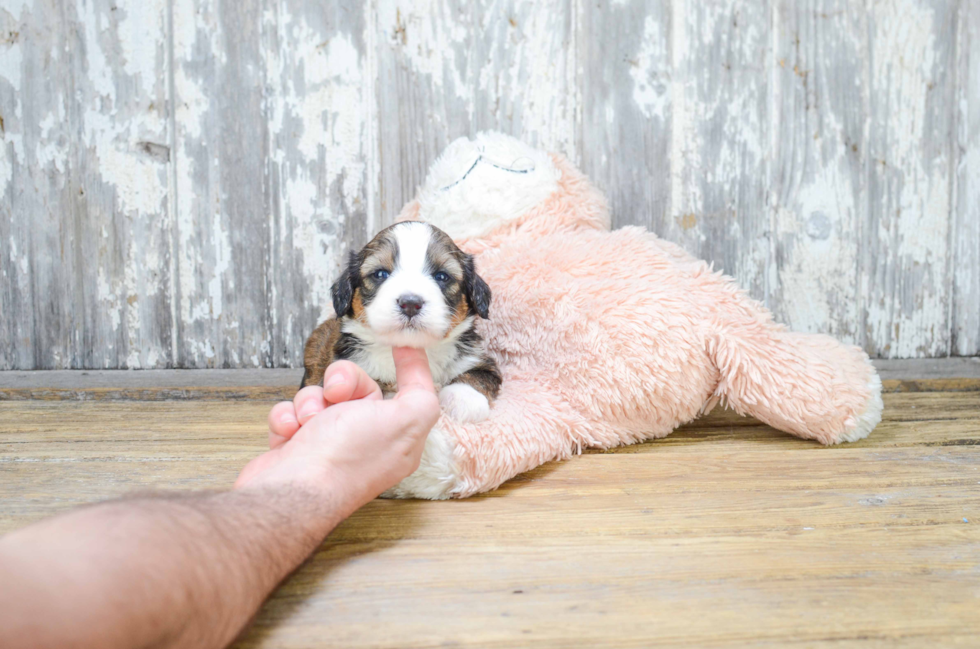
[392,347,436,397]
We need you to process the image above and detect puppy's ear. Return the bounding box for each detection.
[331,250,359,317]
[463,254,492,319]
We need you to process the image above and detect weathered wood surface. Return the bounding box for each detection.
[1,357,979,401]
[954,1,980,357]
[1,0,978,368]
[1,388,978,647]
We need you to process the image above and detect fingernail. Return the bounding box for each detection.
[324,373,347,389]
[298,406,318,422]
[280,413,297,426]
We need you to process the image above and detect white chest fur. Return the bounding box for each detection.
[341,317,482,388]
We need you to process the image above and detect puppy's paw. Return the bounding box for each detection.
[439,383,490,423]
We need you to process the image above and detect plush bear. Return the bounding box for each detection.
[382,131,883,500]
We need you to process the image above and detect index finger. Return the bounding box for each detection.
[392,347,436,397]
[323,360,383,405]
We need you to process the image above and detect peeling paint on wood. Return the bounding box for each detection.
[1,0,68,370]
[170,0,368,368]
[863,0,957,359]
[580,0,671,234]
[69,0,174,370]
[665,0,771,300]
[953,0,980,356]
[264,1,372,368]
[375,0,578,224]
[171,0,270,368]
[769,0,866,345]
[1,0,977,368]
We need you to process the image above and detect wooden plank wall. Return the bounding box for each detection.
[1,0,977,369]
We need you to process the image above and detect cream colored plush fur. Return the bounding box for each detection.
[384,132,883,500]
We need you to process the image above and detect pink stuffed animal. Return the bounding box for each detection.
[382,132,883,500]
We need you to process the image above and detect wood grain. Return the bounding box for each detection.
[769,0,865,345]
[579,0,671,233]
[0,0,75,370]
[863,0,958,359]
[1,359,978,400]
[72,0,175,370]
[665,0,772,302]
[0,388,978,647]
[170,0,273,368]
[2,0,979,368]
[375,0,578,225]
[953,0,980,355]
[1,376,979,402]
[263,0,373,367]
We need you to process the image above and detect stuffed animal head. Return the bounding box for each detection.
[400,131,610,245]
[415,132,560,241]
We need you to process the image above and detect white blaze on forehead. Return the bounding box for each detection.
[392,221,433,275]
[363,222,452,347]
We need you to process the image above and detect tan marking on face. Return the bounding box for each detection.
[427,246,463,280]
[351,289,366,323]
[447,299,469,334]
[424,225,468,337]
[425,227,465,280]
[359,228,398,276]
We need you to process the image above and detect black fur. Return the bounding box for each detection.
[456,325,483,353]
[448,326,502,400]
[334,331,362,360]
[331,250,360,317]
[463,253,492,319]
[452,363,503,398]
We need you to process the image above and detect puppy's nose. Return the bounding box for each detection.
[397,294,425,318]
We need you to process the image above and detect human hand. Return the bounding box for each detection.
[235,348,441,512]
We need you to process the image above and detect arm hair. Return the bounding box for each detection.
[0,485,344,649]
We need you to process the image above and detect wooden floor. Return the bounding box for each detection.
[1,372,979,648]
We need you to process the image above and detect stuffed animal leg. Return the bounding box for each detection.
[700,272,883,445]
[707,319,883,446]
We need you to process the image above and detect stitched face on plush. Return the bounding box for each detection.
[416,131,561,240]
[331,222,491,348]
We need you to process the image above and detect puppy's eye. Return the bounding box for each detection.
[433,271,450,283]
[372,269,390,281]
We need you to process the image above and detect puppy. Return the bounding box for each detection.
[301,221,501,423]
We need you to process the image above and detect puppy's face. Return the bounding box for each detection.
[331,222,491,347]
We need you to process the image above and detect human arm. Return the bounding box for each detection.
[0,348,440,649]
